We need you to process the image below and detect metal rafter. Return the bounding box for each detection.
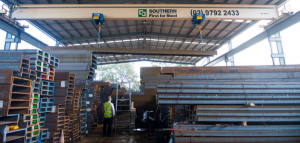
[204,11,300,66]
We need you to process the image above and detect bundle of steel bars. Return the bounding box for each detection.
[155,65,300,142]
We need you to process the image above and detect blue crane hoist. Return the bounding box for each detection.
[192,13,206,50]
[92,13,104,48]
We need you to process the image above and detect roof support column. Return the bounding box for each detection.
[207,57,210,64]
[3,32,12,50]
[225,39,235,66]
[4,32,21,50]
[55,40,60,46]
[268,32,286,65]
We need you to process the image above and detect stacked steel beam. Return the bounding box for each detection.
[74,80,89,140]
[87,86,98,132]
[135,67,166,109]
[47,50,97,81]
[0,50,62,143]
[156,65,300,142]
[0,115,28,143]
[67,88,81,143]
[51,72,75,142]
[45,104,65,142]
[90,82,111,123]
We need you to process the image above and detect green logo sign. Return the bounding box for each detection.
[138,9,147,17]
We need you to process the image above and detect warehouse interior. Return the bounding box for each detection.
[0,0,299,143]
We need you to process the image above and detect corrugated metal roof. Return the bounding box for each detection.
[1,0,287,65]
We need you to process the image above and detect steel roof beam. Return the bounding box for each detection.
[0,17,48,49]
[44,47,217,56]
[59,32,228,42]
[97,59,193,65]
[204,11,300,66]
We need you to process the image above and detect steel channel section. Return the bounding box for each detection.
[173,137,300,142]
[173,124,300,130]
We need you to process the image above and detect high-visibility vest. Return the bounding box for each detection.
[104,101,112,118]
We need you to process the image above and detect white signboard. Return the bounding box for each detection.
[61,81,66,87]
[0,100,3,108]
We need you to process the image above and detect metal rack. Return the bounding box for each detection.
[114,82,132,134]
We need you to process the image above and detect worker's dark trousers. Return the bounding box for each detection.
[103,117,113,136]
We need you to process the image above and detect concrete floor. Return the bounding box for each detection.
[81,110,156,143]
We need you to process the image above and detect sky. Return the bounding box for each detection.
[1,0,300,77]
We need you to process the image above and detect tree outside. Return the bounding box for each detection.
[96,63,140,92]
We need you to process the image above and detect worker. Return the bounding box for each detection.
[103,96,115,137]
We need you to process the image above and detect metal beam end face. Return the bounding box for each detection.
[92,13,104,26]
[0,10,7,14]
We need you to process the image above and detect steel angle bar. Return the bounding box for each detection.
[157,84,300,89]
[156,88,300,94]
[157,94,300,99]
[173,137,300,142]
[197,116,300,122]
[173,124,300,131]
[157,99,300,104]
[174,72,300,80]
[196,111,300,116]
[174,130,300,137]
[196,105,300,111]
